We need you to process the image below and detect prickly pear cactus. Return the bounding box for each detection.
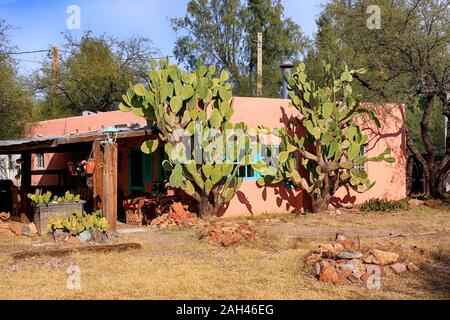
[252,61,395,212]
[120,59,254,217]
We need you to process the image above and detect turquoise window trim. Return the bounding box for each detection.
[354,144,367,172]
[36,153,45,169]
[235,151,261,181]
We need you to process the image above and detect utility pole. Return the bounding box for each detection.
[51,45,59,94]
[256,32,263,97]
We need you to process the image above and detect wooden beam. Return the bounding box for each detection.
[257,32,263,97]
[0,128,153,154]
[102,143,117,232]
[20,153,32,223]
[92,141,104,212]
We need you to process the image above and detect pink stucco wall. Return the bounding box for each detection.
[224,98,406,216]
[25,97,406,216]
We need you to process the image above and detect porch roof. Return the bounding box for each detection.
[0,126,153,154]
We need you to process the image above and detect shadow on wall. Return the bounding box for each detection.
[32,153,69,186]
[332,104,406,206]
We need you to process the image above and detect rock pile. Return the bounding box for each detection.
[200,221,257,247]
[408,198,443,207]
[0,212,37,237]
[305,233,420,286]
[150,202,197,229]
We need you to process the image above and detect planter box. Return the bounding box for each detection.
[33,201,86,235]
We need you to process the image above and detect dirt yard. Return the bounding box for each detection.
[0,205,449,300]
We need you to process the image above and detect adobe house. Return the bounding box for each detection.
[0,97,406,230]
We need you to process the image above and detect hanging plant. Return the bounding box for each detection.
[67,160,87,177]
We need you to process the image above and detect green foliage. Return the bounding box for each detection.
[47,209,108,235]
[360,198,408,212]
[34,31,159,119]
[0,19,34,139]
[27,189,52,205]
[121,59,253,217]
[306,0,449,196]
[171,0,309,97]
[252,61,394,210]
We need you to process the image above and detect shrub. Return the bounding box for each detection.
[47,209,108,235]
[359,198,407,212]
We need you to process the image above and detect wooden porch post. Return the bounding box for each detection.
[92,141,104,211]
[20,152,32,223]
[103,143,118,232]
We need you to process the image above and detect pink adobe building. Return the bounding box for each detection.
[24,97,406,217]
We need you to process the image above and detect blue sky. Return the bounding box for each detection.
[1,0,328,74]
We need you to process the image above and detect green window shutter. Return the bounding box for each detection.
[144,153,154,182]
[157,147,165,181]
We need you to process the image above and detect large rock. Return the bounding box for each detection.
[366,264,386,278]
[391,263,407,274]
[424,199,442,207]
[53,230,70,242]
[336,251,363,260]
[337,239,355,250]
[78,230,92,242]
[408,199,424,207]
[342,259,365,278]
[406,262,420,273]
[315,243,344,258]
[319,266,339,283]
[363,249,399,265]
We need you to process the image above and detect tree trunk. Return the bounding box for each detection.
[197,195,220,218]
[406,154,413,195]
[311,189,331,213]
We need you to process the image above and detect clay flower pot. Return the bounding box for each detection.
[86,159,96,175]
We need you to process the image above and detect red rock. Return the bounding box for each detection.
[319,266,339,283]
[407,262,420,273]
[316,243,344,258]
[222,234,243,247]
[363,249,399,265]
[391,263,407,274]
[305,254,321,266]
[337,269,353,280]
[66,236,81,246]
[347,275,361,283]
[424,199,442,207]
[360,272,372,283]
[337,239,355,250]
[408,199,424,207]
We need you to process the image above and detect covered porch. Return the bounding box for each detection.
[0,126,159,232]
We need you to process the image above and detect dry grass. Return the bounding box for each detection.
[0,205,449,300]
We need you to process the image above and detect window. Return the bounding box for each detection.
[35,154,45,169]
[227,142,259,181]
[354,144,367,172]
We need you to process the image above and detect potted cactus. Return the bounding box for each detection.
[28,189,86,235]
